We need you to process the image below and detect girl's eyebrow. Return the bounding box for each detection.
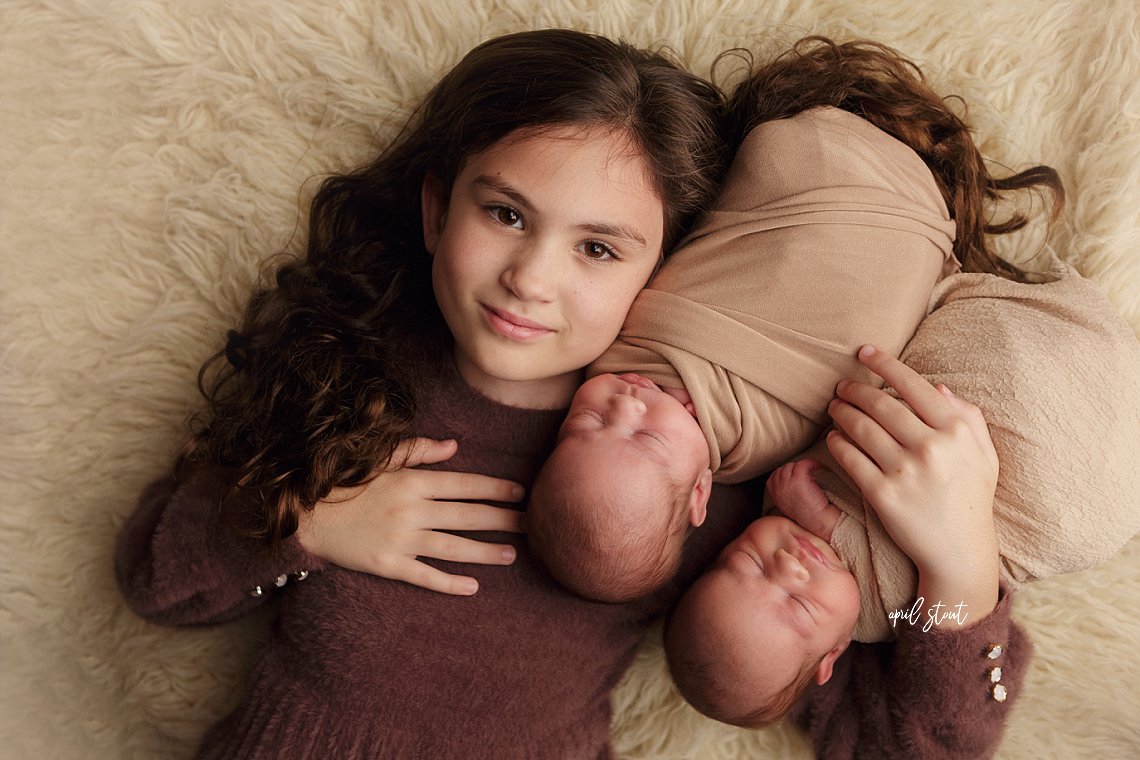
[581,221,648,249]
[472,174,648,249]
[474,175,531,209]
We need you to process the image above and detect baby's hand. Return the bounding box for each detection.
[765,459,841,541]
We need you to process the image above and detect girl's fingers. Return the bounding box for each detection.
[389,441,526,502]
[828,395,905,471]
[393,558,480,596]
[391,437,458,469]
[833,381,927,451]
[411,470,526,504]
[427,502,526,533]
[825,429,887,503]
[856,346,955,429]
[417,530,519,566]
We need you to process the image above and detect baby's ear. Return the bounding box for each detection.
[688,469,713,528]
[814,640,851,686]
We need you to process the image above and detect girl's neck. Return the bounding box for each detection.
[451,350,580,410]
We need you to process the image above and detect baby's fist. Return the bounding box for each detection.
[766,460,840,541]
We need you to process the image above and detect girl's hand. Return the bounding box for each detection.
[825,346,999,616]
[296,437,525,596]
[765,459,842,541]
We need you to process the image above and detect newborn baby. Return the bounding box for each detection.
[531,372,714,601]
[662,460,861,726]
[527,107,957,602]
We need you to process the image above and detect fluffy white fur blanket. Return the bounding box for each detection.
[3,1,1138,758]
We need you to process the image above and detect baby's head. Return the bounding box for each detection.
[529,372,712,603]
[664,515,860,726]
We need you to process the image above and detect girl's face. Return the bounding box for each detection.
[424,126,665,409]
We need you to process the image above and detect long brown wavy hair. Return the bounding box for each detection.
[722,37,1064,280]
[180,29,730,549]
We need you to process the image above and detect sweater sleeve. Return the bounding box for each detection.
[788,588,1030,760]
[114,464,325,626]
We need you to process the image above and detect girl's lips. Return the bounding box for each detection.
[482,305,552,340]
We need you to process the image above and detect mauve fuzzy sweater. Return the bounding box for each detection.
[792,588,1031,759]
[116,359,755,759]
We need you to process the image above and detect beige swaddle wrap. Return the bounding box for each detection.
[792,267,1140,642]
[590,107,958,483]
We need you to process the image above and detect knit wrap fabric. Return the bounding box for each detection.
[591,107,958,483]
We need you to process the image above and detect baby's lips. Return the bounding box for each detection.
[618,372,660,391]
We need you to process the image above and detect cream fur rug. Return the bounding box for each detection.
[3,1,1138,758]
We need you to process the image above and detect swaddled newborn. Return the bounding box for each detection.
[527,107,958,602]
[663,268,1140,728]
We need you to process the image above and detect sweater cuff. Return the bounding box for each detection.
[894,586,1030,708]
[207,478,329,598]
[189,465,329,599]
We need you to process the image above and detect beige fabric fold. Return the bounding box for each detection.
[590,107,958,483]
[789,268,1140,642]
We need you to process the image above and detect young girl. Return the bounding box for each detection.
[114,29,753,759]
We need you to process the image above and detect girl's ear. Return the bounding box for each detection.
[421,174,447,255]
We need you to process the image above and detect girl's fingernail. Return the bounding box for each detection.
[512,485,525,499]
[836,379,849,392]
[501,547,516,562]
[859,345,877,358]
[462,580,478,595]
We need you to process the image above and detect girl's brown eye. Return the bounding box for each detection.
[581,240,618,260]
[494,206,521,227]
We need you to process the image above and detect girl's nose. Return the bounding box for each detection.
[500,246,556,302]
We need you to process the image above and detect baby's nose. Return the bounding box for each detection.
[774,549,809,583]
[609,392,647,419]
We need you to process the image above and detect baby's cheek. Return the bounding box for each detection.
[661,385,693,408]
[831,569,862,629]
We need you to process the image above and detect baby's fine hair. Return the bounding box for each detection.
[529,453,691,603]
[182,29,730,547]
[665,605,822,728]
